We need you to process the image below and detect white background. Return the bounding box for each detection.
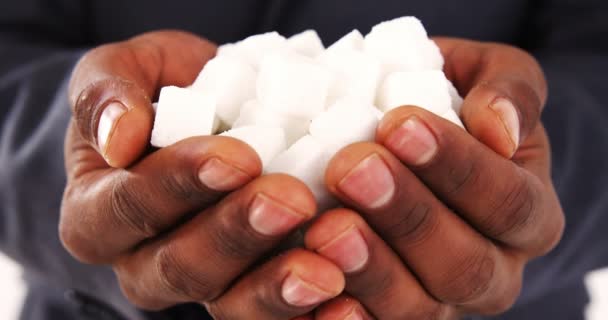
[1,252,607,319]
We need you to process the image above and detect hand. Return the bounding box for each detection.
[60,31,344,319]
[304,38,565,319]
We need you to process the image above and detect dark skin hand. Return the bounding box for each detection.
[61,31,344,320]
[60,30,564,319]
[306,38,564,319]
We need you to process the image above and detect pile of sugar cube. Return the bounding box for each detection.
[151,16,464,210]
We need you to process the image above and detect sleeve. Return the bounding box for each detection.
[0,2,151,319]
[508,0,608,309]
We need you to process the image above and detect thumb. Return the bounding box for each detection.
[68,30,217,168]
[435,38,547,158]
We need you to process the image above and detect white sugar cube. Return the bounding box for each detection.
[220,126,287,166]
[309,98,380,153]
[365,17,444,73]
[232,100,263,128]
[266,135,336,210]
[288,30,325,58]
[441,108,465,129]
[216,43,238,57]
[231,32,289,69]
[234,100,309,145]
[326,29,365,53]
[191,56,256,126]
[377,70,452,115]
[373,107,385,120]
[447,80,464,115]
[319,48,381,106]
[151,86,216,147]
[257,51,333,119]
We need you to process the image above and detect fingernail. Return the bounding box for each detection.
[249,193,307,236]
[97,102,127,152]
[338,154,395,209]
[282,273,334,307]
[385,116,438,166]
[198,158,251,191]
[345,309,364,320]
[318,227,369,274]
[490,98,520,150]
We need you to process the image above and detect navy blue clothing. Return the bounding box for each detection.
[1,1,607,319]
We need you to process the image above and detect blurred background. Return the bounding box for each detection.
[1,252,607,318]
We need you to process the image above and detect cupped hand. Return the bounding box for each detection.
[60,31,344,319]
[306,38,564,319]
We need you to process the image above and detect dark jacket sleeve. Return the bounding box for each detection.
[0,2,153,320]
[489,1,608,319]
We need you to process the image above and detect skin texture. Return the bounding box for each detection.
[62,31,345,319]
[307,38,564,319]
[61,31,564,320]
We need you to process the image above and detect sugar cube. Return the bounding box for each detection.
[376,70,452,115]
[220,125,287,166]
[266,135,337,210]
[230,32,288,69]
[151,86,217,147]
[233,100,309,145]
[216,43,238,57]
[257,51,333,119]
[309,98,380,153]
[287,30,325,58]
[326,29,365,53]
[447,80,464,115]
[191,55,257,126]
[319,48,381,106]
[365,17,444,73]
[441,108,465,129]
[373,107,385,120]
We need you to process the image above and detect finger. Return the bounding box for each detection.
[435,38,547,158]
[113,175,317,310]
[325,143,523,314]
[206,249,344,320]
[315,295,374,320]
[377,107,564,256]
[68,31,217,167]
[60,136,261,264]
[306,209,451,319]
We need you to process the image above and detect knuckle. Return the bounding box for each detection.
[444,149,482,197]
[155,245,218,302]
[541,206,565,255]
[110,173,165,239]
[484,174,536,240]
[474,267,522,316]
[383,201,437,246]
[487,281,521,315]
[211,216,265,259]
[58,213,92,263]
[157,166,205,202]
[207,194,280,259]
[113,259,174,311]
[351,267,395,300]
[59,187,103,264]
[437,246,495,305]
[116,278,161,311]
